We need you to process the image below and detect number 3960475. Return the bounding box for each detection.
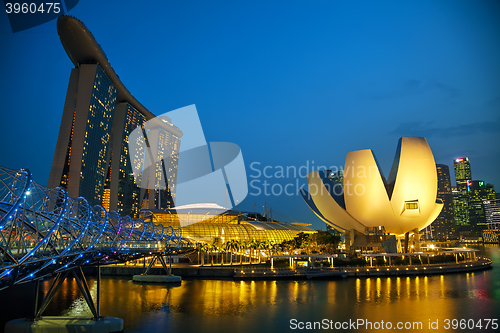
[5,3,61,14]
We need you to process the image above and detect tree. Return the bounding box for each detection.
[220,242,227,265]
[239,240,248,264]
[224,239,240,265]
[260,240,273,262]
[196,243,203,266]
[248,240,259,264]
[294,232,310,249]
[312,230,341,254]
[196,243,210,266]
[232,239,242,265]
[209,242,218,266]
[256,240,265,263]
[240,240,249,264]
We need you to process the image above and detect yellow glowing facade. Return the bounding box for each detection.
[304,137,443,235]
[143,204,316,244]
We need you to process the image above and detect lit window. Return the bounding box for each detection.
[405,201,418,210]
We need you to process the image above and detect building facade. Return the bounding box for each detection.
[143,203,316,245]
[302,137,443,237]
[429,164,456,240]
[484,199,500,225]
[48,63,117,207]
[482,199,500,243]
[468,181,496,231]
[48,16,181,217]
[105,103,147,217]
[454,157,472,191]
[452,186,470,230]
[138,116,181,211]
[453,157,472,231]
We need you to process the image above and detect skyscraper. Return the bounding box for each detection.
[48,16,181,216]
[453,157,472,231]
[468,181,496,231]
[453,186,470,230]
[49,63,116,206]
[105,103,147,216]
[454,157,472,191]
[138,115,182,210]
[484,199,500,225]
[482,199,500,243]
[429,164,456,240]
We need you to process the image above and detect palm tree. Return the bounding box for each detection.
[199,243,210,266]
[209,242,217,266]
[225,239,240,265]
[220,242,227,266]
[233,240,241,265]
[238,240,247,264]
[240,240,249,264]
[247,240,256,264]
[249,240,264,264]
[256,240,267,263]
[261,240,273,261]
[196,243,204,265]
[271,241,280,256]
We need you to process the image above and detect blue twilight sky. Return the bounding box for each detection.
[0,1,499,229]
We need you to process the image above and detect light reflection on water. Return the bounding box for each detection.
[1,246,499,332]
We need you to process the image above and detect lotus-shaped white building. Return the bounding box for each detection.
[302,137,443,236]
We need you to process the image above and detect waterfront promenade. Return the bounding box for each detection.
[100,257,492,279]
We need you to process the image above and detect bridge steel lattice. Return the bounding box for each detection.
[0,166,186,292]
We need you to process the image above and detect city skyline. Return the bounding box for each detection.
[1,1,499,229]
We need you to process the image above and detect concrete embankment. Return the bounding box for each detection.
[101,258,492,280]
[345,259,492,277]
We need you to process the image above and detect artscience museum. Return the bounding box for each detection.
[302,137,443,252]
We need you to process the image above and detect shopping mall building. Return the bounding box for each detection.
[141,203,316,245]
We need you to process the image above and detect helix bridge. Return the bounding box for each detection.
[0,166,192,319]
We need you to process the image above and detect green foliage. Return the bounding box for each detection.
[393,257,409,265]
[349,258,368,266]
[313,260,330,267]
[310,230,341,254]
[272,258,289,267]
[375,257,386,266]
[429,254,461,264]
[333,258,367,266]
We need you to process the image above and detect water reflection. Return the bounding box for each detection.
[0,247,499,333]
[56,267,496,332]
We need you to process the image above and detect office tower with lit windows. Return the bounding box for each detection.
[48,63,116,206]
[453,186,470,230]
[484,199,500,225]
[482,199,500,243]
[139,115,182,210]
[429,164,456,240]
[453,157,472,231]
[454,157,472,190]
[48,15,181,216]
[468,181,496,231]
[104,103,147,216]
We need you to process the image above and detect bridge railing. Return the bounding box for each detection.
[0,166,187,291]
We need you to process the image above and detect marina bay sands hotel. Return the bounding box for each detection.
[47,15,317,244]
[48,16,182,217]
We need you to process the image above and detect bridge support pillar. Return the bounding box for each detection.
[28,267,103,320]
[133,252,182,283]
[6,266,123,333]
[97,264,101,317]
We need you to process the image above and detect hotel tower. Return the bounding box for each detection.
[48,16,182,217]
